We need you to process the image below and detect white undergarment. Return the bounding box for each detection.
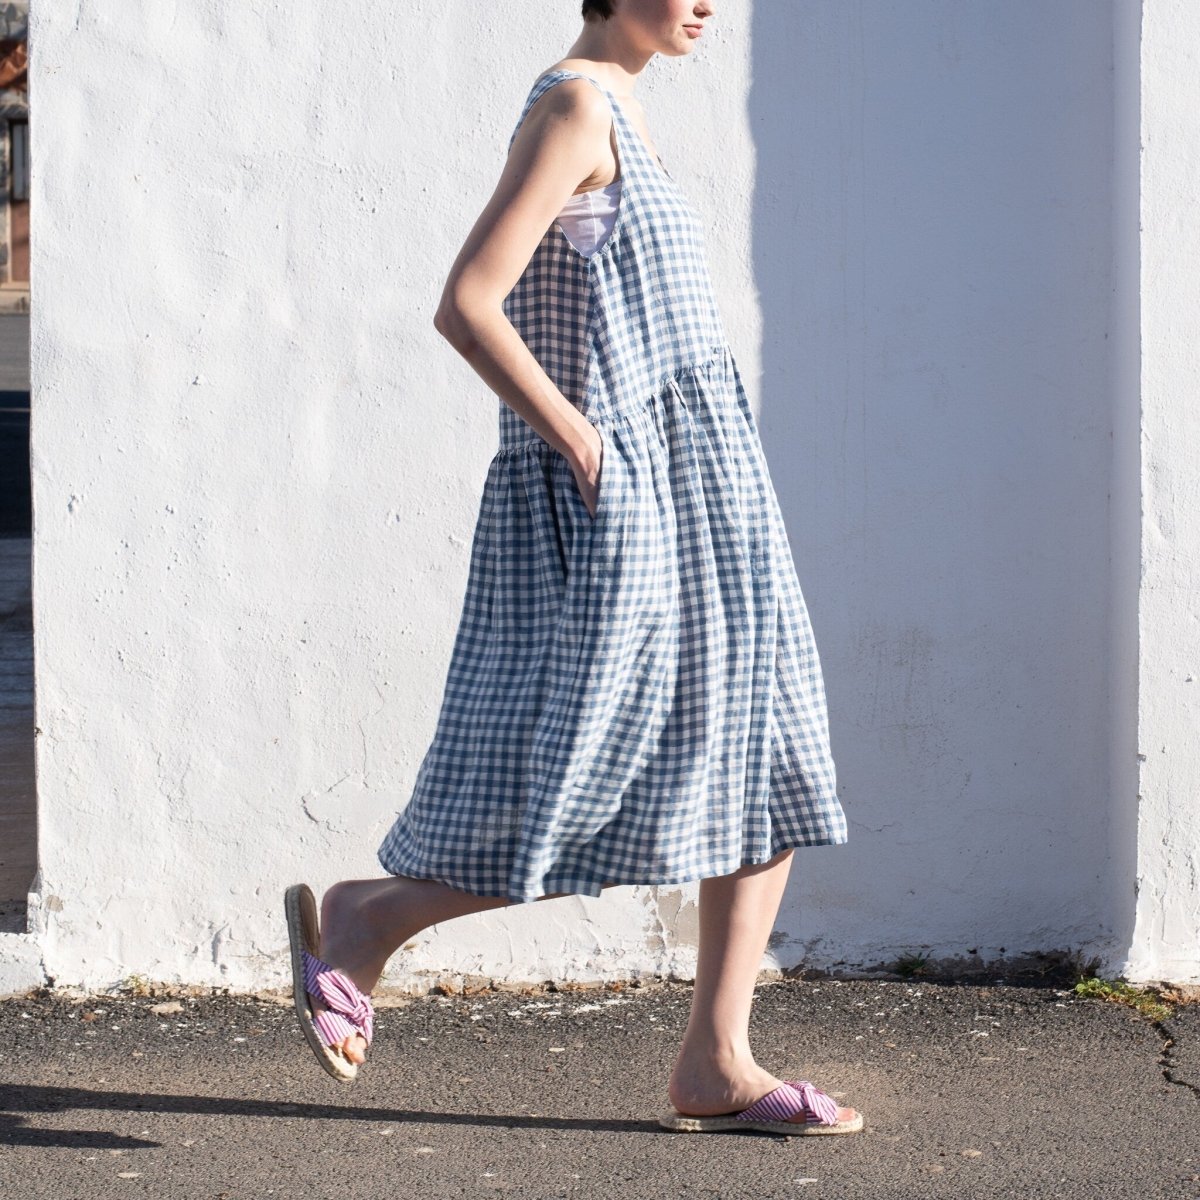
[555,179,621,256]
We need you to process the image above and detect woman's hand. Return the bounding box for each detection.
[570,424,605,519]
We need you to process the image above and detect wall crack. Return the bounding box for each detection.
[1155,1019,1200,1100]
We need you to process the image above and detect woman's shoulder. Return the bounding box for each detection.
[516,70,623,163]
[526,63,610,102]
[510,69,612,152]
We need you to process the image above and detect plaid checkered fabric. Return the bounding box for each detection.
[377,70,847,903]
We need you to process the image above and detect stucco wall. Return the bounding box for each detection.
[4,0,1190,995]
[1128,0,1200,984]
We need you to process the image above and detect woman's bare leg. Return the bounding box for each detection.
[309,875,619,1064]
[665,849,858,1123]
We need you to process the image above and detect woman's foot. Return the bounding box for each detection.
[308,880,394,1065]
[667,1053,858,1126]
[305,873,523,1065]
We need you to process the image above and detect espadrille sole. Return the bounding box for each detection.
[657,1109,864,1136]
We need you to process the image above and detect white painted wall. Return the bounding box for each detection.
[4,0,1193,995]
[1128,0,1200,984]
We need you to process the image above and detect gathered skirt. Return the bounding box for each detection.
[376,345,847,903]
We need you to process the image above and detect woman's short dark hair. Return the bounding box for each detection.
[582,0,614,20]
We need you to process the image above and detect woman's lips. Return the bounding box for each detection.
[684,24,703,37]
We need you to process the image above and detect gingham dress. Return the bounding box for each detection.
[377,69,848,903]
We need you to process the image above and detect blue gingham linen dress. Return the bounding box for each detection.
[377,69,848,903]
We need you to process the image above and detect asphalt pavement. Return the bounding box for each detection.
[1,969,1198,1199]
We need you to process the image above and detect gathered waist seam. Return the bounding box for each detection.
[496,344,730,454]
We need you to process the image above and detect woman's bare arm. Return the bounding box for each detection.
[433,79,614,511]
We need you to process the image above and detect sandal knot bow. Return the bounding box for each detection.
[734,1079,841,1126]
[303,948,375,1050]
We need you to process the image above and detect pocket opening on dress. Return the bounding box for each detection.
[573,422,610,525]
[591,425,608,523]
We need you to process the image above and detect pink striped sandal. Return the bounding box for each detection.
[284,883,375,1084]
[658,1079,864,1136]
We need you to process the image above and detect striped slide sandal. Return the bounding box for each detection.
[658,1079,864,1136]
[284,883,375,1084]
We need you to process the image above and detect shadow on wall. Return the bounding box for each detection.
[746,4,1129,962]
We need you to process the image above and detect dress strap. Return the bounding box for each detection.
[507,69,623,165]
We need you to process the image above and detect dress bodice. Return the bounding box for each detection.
[500,69,727,446]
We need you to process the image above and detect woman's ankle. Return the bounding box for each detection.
[669,1047,759,1093]
[673,1031,754,1070]
[318,881,396,981]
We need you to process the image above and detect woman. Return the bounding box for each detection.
[286,0,862,1137]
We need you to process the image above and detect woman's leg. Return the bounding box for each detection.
[665,849,858,1123]
[309,875,614,1064]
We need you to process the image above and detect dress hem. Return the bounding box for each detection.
[376,837,849,905]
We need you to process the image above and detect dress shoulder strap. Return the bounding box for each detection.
[507,69,617,156]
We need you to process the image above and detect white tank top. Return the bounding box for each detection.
[555,179,621,256]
